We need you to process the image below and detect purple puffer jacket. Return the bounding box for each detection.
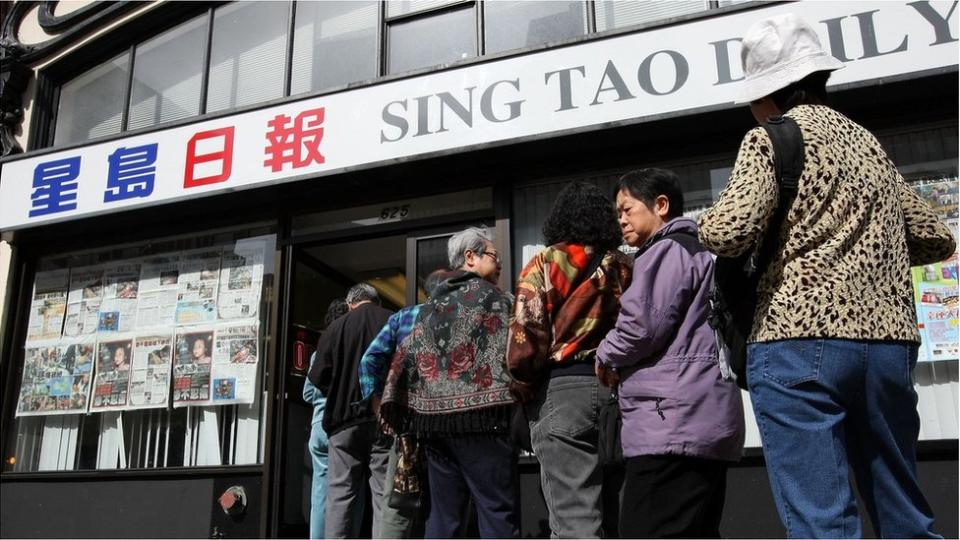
[597,217,744,462]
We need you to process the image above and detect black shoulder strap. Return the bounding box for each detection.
[568,251,605,293]
[754,115,804,271]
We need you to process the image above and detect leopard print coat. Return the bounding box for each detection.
[699,104,956,343]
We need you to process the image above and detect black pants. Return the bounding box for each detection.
[620,454,728,538]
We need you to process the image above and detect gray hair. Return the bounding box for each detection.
[447,227,493,269]
[345,283,379,305]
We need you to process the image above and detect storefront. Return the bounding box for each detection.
[0,1,957,537]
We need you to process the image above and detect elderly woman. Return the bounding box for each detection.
[699,13,955,538]
[381,226,518,538]
[508,181,632,538]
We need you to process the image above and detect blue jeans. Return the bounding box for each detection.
[748,339,939,538]
[308,422,329,540]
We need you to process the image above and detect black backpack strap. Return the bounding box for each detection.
[568,251,605,293]
[755,115,805,270]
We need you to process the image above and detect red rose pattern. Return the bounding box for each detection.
[472,364,493,389]
[483,315,501,335]
[417,352,439,381]
[448,343,475,379]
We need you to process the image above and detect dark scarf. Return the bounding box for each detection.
[381,270,514,436]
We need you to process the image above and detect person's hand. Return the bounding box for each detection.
[371,394,382,418]
[595,361,620,387]
[508,380,537,404]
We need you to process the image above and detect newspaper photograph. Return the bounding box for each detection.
[91,338,134,411]
[136,255,180,329]
[128,334,174,409]
[211,323,260,404]
[218,239,265,320]
[172,328,214,406]
[26,269,69,342]
[16,339,95,417]
[175,250,221,326]
[64,266,105,337]
[99,262,142,334]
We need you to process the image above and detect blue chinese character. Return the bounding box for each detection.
[103,143,158,202]
[29,157,81,217]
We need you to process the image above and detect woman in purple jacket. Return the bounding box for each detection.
[596,168,745,538]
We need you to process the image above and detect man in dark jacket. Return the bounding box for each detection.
[308,283,393,538]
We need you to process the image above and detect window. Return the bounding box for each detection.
[595,0,709,32]
[484,1,587,54]
[290,1,379,95]
[206,1,291,113]
[54,53,129,146]
[387,4,477,74]
[4,225,277,471]
[127,15,207,131]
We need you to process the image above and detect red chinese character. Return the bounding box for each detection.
[264,107,325,172]
[184,127,235,188]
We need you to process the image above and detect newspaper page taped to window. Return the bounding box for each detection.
[173,328,214,407]
[137,255,180,329]
[212,323,260,405]
[91,337,134,411]
[64,266,104,337]
[99,263,142,334]
[25,269,68,342]
[16,338,94,416]
[218,239,265,320]
[128,334,174,409]
[176,250,221,325]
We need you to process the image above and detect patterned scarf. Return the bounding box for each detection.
[381,270,514,436]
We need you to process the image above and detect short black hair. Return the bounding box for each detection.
[617,168,684,219]
[542,181,622,252]
[770,70,831,112]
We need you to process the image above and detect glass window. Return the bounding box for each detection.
[3,225,277,472]
[484,1,587,54]
[387,0,463,18]
[127,16,207,131]
[54,53,129,146]
[595,0,709,32]
[387,5,476,74]
[206,1,291,113]
[290,1,379,95]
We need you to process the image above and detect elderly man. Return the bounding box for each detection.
[380,227,519,539]
[308,284,393,538]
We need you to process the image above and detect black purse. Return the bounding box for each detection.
[387,433,426,512]
[597,385,623,466]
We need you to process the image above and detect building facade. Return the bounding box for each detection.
[0,1,957,537]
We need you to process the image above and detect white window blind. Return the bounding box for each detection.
[595,0,710,32]
[54,53,129,145]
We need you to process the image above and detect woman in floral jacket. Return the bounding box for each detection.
[381,226,518,539]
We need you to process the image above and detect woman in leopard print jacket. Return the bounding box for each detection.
[698,13,955,539]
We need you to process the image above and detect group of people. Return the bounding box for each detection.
[301,13,955,540]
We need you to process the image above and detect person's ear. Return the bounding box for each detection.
[655,194,671,219]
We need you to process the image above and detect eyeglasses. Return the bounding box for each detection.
[481,251,501,265]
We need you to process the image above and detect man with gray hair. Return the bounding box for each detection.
[308,283,393,538]
[446,226,501,284]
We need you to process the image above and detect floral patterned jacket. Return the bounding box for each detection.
[380,270,514,436]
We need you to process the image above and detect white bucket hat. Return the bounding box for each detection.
[736,13,844,104]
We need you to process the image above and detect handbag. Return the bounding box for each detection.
[597,384,623,466]
[387,433,426,512]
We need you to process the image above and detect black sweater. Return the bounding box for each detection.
[308,302,392,436]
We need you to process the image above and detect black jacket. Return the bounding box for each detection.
[308,302,392,435]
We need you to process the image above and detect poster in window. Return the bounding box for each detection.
[910,177,959,363]
[16,339,94,417]
[137,255,180,329]
[64,266,105,337]
[176,250,221,325]
[91,337,134,411]
[212,323,259,404]
[99,263,142,334]
[25,269,69,342]
[218,239,265,320]
[128,334,174,409]
[172,328,214,406]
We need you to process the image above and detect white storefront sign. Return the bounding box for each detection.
[0,0,956,230]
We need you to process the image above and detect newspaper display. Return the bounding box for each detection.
[91,338,134,411]
[16,339,94,417]
[64,266,105,337]
[218,240,265,320]
[128,334,174,409]
[211,323,260,404]
[25,269,69,342]
[175,250,221,325]
[910,177,959,363]
[137,256,180,329]
[172,328,214,407]
[99,263,142,334]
